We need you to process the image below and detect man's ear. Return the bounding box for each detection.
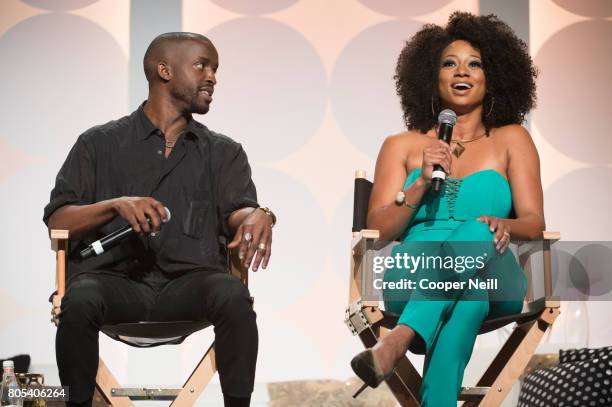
[157,62,171,81]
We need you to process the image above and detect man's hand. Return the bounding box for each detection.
[228,208,273,271]
[112,197,168,235]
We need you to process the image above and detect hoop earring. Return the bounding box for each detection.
[486,95,495,117]
[431,95,439,118]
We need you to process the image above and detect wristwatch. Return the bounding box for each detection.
[258,206,277,227]
[395,191,419,209]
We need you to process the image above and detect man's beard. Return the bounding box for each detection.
[173,87,209,115]
[191,100,209,115]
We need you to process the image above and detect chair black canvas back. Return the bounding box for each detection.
[352,177,373,232]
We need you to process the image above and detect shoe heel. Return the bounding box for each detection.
[353,382,368,398]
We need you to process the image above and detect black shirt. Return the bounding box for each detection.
[43,103,258,279]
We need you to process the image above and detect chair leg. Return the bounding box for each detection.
[476,308,560,407]
[391,355,422,406]
[171,342,217,407]
[92,387,110,407]
[384,365,422,407]
[95,358,134,407]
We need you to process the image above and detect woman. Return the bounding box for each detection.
[351,12,544,406]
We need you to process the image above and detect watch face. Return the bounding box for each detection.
[395,191,405,205]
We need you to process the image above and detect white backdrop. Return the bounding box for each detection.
[0,0,610,393]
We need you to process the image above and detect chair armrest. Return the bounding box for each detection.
[351,229,380,253]
[50,229,69,326]
[349,229,380,305]
[542,231,560,241]
[510,231,560,245]
[541,231,559,298]
[516,231,561,302]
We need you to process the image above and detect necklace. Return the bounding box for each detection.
[164,130,186,149]
[450,132,487,158]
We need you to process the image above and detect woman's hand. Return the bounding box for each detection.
[477,215,511,253]
[419,140,453,184]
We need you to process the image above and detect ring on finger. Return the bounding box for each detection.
[257,242,266,252]
[243,232,253,242]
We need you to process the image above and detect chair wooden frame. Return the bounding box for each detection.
[50,229,249,407]
[344,171,561,407]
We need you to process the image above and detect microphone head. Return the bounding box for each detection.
[164,207,172,222]
[438,109,457,126]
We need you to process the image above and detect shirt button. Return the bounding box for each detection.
[157,150,163,155]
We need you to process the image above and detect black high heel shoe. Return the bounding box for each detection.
[350,348,394,397]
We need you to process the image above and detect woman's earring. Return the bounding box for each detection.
[431,95,438,118]
[486,95,495,117]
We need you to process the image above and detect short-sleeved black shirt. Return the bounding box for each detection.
[44,103,258,279]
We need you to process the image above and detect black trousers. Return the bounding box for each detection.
[56,269,258,404]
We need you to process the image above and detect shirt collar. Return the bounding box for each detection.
[136,102,159,140]
[136,101,208,143]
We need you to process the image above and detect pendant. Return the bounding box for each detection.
[453,142,465,158]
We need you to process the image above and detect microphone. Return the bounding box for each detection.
[431,109,457,192]
[79,207,171,260]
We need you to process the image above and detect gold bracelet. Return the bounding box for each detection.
[258,206,276,227]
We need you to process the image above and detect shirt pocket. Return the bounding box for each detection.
[182,188,212,239]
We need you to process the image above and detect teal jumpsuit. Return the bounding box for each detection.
[383,168,527,406]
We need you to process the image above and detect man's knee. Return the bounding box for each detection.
[60,277,105,322]
[210,274,255,324]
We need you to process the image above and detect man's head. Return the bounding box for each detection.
[143,32,218,115]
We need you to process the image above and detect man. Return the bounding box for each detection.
[44,32,273,407]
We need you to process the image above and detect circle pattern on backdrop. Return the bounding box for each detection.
[569,244,612,297]
[545,167,612,241]
[331,20,422,158]
[357,0,453,18]
[0,13,128,156]
[534,21,612,164]
[22,0,99,11]
[248,166,327,308]
[210,0,299,15]
[330,189,355,280]
[204,18,326,162]
[552,0,612,18]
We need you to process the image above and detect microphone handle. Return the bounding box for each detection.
[431,177,444,192]
[100,224,134,246]
[432,123,454,192]
[79,207,171,260]
[79,225,133,260]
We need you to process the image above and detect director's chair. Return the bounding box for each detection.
[50,229,249,406]
[344,170,561,407]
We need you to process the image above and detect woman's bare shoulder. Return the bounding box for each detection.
[493,124,533,145]
[493,124,539,164]
[383,129,432,150]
